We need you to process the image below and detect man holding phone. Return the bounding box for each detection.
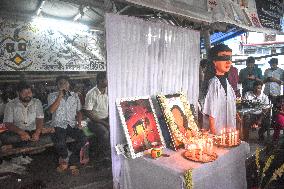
[48,75,87,173]
[263,58,284,103]
[239,56,263,96]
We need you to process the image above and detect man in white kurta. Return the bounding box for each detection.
[203,77,236,134]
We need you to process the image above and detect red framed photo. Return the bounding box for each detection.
[116,96,165,159]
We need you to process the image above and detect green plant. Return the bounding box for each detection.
[255,148,284,189]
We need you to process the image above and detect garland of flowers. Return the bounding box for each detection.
[265,163,284,188]
[255,148,261,178]
[254,148,284,189]
[157,95,188,147]
[180,93,199,132]
[259,155,275,187]
[184,169,193,189]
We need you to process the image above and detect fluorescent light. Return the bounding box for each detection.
[32,17,89,31]
[36,0,46,16]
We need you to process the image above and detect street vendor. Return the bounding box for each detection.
[203,44,236,135]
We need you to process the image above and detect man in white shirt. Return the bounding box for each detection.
[83,72,109,158]
[263,58,284,103]
[48,75,87,172]
[243,81,270,141]
[1,81,44,145]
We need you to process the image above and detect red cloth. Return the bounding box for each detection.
[0,123,7,133]
[273,113,284,140]
[228,66,239,96]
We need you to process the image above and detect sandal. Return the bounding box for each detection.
[56,158,68,173]
[69,165,80,176]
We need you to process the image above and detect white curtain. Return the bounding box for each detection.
[105,13,200,188]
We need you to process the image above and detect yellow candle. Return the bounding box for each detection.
[220,129,223,145]
[192,144,196,158]
[223,129,226,145]
[232,131,234,145]
[228,129,231,146]
[234,131,238,145]
[199,147,203,161]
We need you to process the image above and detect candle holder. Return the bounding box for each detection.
[183,148,218,163]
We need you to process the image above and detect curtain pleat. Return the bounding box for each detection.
[106,13,200,188]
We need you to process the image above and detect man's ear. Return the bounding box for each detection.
[213,61,217,68]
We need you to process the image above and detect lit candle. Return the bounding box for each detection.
[232,129,235,145]
[234,131,238,145]
[223,129,226,145]
[228,128,231,146]
[237,130,239,143]
[199,146,203,161]
[209,138,213,155]
[220,129,223,145]
[192,144,196,158]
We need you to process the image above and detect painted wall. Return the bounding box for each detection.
[0,17,105,71]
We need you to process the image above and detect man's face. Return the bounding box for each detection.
[19,88,32,103]
[57,79,70,91]
[246,62,254,69]
[270,63,278,69]
[98,78,108,88]
[254,85,262,94]
[213,51,232,75]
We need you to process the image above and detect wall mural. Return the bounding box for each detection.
[0,17,105,71]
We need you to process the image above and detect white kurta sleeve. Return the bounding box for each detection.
[203,79,218,118]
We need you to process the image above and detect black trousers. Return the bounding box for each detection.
[87,120,110,157]
[51,126,87,165]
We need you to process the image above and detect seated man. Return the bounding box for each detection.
[48,75,87,173]
[0,81,48,147]
[83,72,110,159]
[243,81,270,141]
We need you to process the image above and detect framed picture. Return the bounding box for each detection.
[157,93,199,150]
[116,96,165,159]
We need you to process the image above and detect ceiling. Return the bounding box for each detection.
[0,0,246,51]
[0,0,107,30]
[0,0,219,31]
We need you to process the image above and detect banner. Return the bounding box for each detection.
[255,0,283,30]
[0,17,105,71]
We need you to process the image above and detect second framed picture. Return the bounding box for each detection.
[157,93,199,150]
[116,96,165,159]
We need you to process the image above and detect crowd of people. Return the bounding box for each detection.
[200,50,284,142]
[0,72,109,174]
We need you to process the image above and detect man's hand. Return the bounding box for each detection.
[19,131,31,141]
[77,123,82,129]
[31,131,41,141]
[270,77,282,85]
[58,80,69,96]
[256,119,262,126]
[247,75,255,80]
